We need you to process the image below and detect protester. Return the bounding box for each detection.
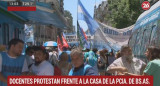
[83,48,90,62]
[59,47,71,63]
[30,46,54,75]
[97,49,108,75]
[115,51,121,59]
[88,48,98,65]
[106,45,146,75]
[45,51,49,61]
[58,52,72,75]
[0,38,29,86]
[86,48,99,74]
[124,47,160,86]
[25,46,34,69]
[108,50,116,65]
[48,48,58,66]
[68,48,98,75]
[143,47,160,86]
[52,48,58,65]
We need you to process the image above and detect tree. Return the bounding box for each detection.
[64,10,73,26]
[105,0,143,29]
[64,10,74,32]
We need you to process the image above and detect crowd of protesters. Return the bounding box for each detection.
[0,38,160,86]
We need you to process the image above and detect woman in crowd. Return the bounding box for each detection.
[143,47,160,86]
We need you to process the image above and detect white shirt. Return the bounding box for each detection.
[49,52,58,65]
[25,55,34,67]
[31,60,54,75]
[107,57,146,75]
[0,52,29,72]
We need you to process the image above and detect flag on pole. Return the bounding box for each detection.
[82,28,88,40]
[57,34,69,51]
[77,21,90,49]
[57,36,63,51]
[57,34,71,62]
[77,22,84,48]
[78,0,99,35]
[62,35,69,49]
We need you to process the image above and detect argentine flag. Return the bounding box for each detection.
[78,0,99,35]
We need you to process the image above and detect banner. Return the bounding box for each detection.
[8,76,153,86]
[78,0,99,35]
[99,22,133,43]
[93,22,134,51]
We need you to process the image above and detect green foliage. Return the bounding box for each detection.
[105,0,143,28]
[64,10,73,27]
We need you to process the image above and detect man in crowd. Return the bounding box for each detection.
[0,38,29,86]
[68,48,98,75]
[106,45,146,75]
[124,47,160,86]
[30,46,54,75]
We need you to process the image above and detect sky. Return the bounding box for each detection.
[64,0,105,32]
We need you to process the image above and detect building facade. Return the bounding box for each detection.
[65,33,93,48]
[0,2,25,45]
[32,0,66,46]
[94,1,109,24]
[0,0,67,46]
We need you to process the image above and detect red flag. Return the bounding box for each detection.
[57,35,69,51]
[57,36,63,51]
[62,35,69,48]
[82,28,88,40]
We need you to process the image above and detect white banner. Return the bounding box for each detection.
[93,22,134,51]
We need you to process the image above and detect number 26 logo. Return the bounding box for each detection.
[141,1,150,10]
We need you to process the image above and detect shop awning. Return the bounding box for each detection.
[0,1,67,29]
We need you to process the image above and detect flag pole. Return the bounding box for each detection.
[77,0,81,48]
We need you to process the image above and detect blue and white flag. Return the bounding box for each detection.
[77,21,90,49]
[78,0,99,35]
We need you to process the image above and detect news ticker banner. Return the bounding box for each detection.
[7,1,36,11]
[8,76,153,86]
